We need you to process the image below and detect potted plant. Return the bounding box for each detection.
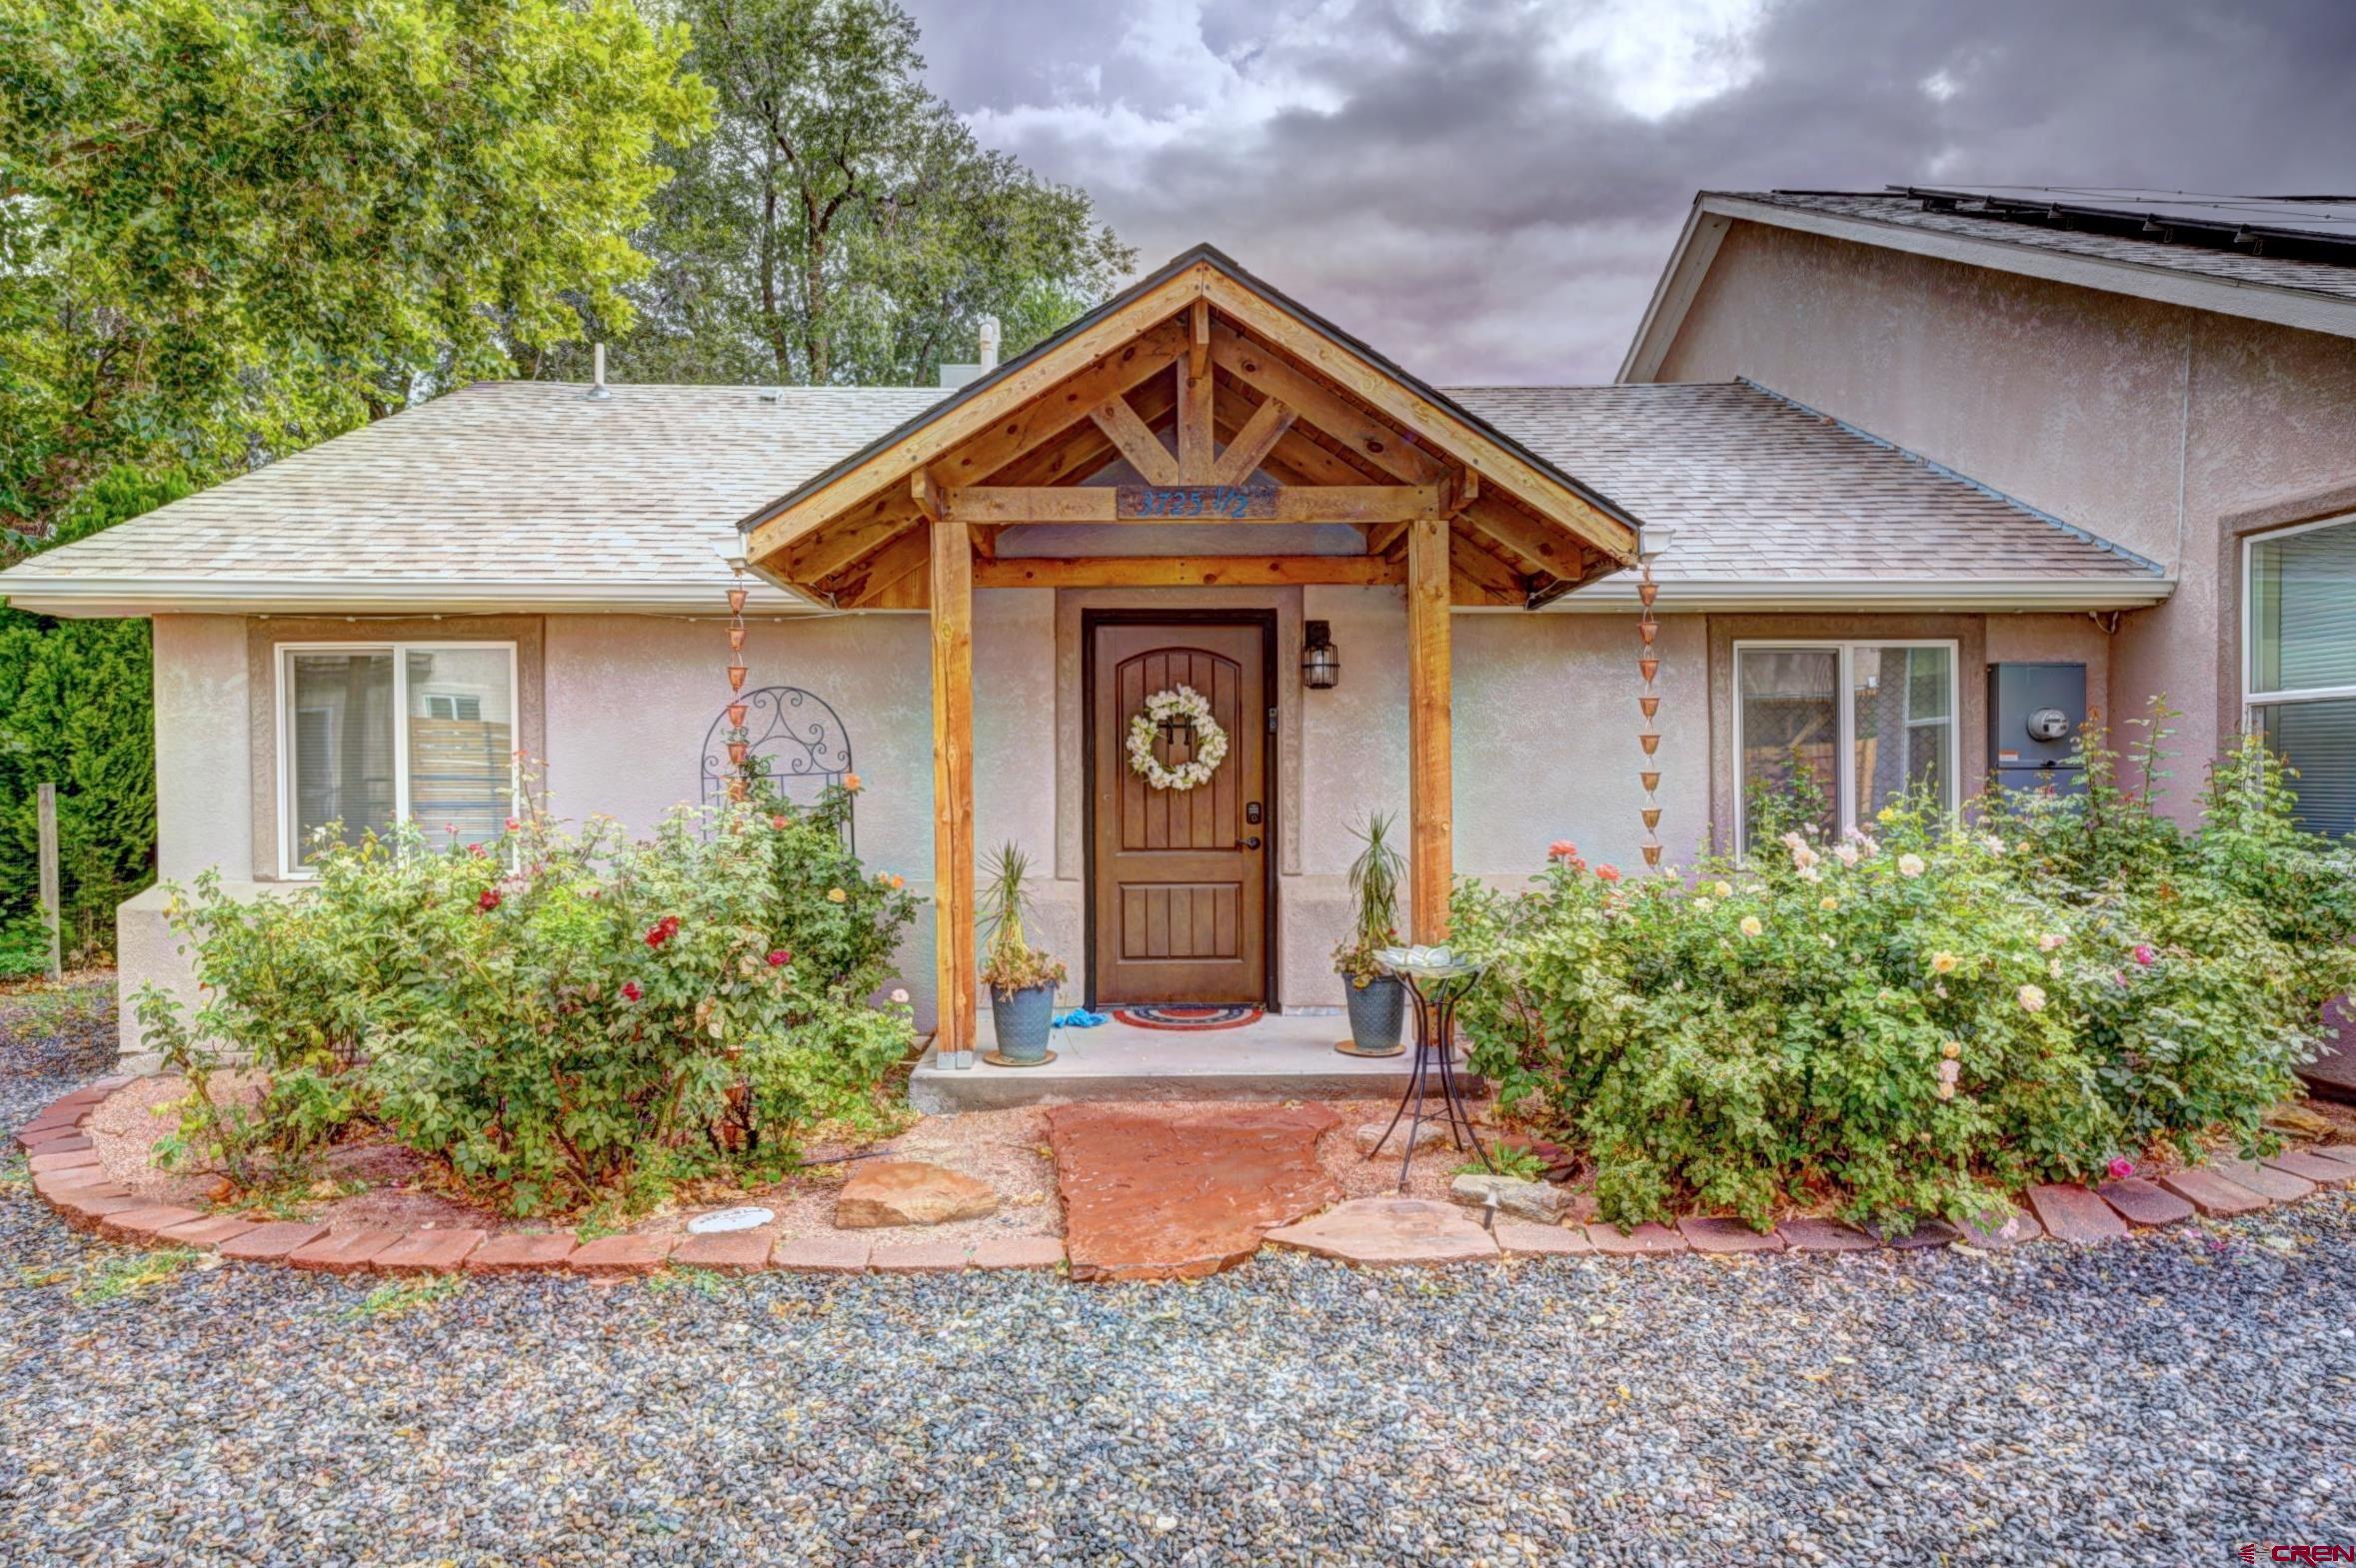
[978,842,1067,1064]
[1332,811,1406,1054]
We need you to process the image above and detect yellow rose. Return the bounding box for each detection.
[1818,896,1837,911]
[1739,915,1764,937]
[1713,880,1733,898]
[1930,950,1958,974]
[827,887,847,903]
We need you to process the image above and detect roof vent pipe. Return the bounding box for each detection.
[587,343,612,401]
[978,316,1001,372]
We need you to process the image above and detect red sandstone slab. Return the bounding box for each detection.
[1776,1218,1879,1253]
[33,1169,126,1201]
[567,1234,675,1276]
[157,1215,266,1249]
[670,1231,773,1272]
[96,1204,207,1243]
[1679,1217,1785,1254]
[288,1228,406,1274]
[1048,1102,1341,1282]
[2212,1156,2315,1204]
[1494,1220,1593,1256]
[218,1222,328,1261]
[1265,1198,1500,1268]
[969,1235,1066,1271]
[2097,1177,2196,1227]
[2265,1150,2356,1188]
[2315,1143,2356,1167]
[1585,1221,1688,1256]
[27,1148,99,1174]
[2026,1184,2130,1244]
[373,1229,485,1274]
[772,1234,873,1274]
[2160,1167,2269,1217]
[464,1232,576,1272]
[21,1108,88,1133]
[1865,1218,1960,1249]
[1957,1203,2044,1248]
[870,1239,972,1274]
[18,1128,90,1152]
[56,1195,149,1230]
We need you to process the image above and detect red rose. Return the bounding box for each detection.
[504,816,520,831]
[766,948,792,966]
[621,980,642,1001]
[477,888,501,912]
[771,814,790,830]
[1596,864,1622,883]
[646,915,680,948]
[1547,840,1578,861]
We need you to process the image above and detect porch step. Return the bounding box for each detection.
[908,1012,1479,1113]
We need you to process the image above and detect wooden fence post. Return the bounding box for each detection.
[36,783,62,981]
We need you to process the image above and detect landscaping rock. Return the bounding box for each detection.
[1679,1216,1785,1254]
[1353,1119,1450,1155]
[2026,1184,2129,1244]
[1263,1197,1499,1268]
[835,1160,1000,1228]
[1776,1217,1879,1253]
[1586,1221,1688,1256]
[2159,1167,2269,1217]
[1448,1172,1570,1223]
[1865,1218,1960,1250]
[2212,1156,2315,1204]
[1493,1219,1592,1256]
[1049,1103,1338,1281]
[2097,1178,2195,1227]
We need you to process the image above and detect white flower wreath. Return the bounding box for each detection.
[1125,685,1229,791]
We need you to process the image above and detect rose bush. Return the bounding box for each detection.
[138,784,918,1217]
[1454,720,2356,1232]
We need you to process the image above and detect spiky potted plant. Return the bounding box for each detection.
[1332,811,1406,1054]
[979,842,1067,1064]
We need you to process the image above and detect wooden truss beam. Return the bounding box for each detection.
[1089,393,1180,485]
[972,556,1404,589]
[1208,397,1295,486]
[944,484,1438,526]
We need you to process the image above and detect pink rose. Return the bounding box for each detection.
[1595,864,1622,883]
[766,948,792,967]
[1547,840,1578,861]
[504,816,520,831]
[2132,944,2155,967]
[2107,1156,2134,1180]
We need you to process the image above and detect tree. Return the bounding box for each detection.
[571,0,1135,388]
[0,0,714,552]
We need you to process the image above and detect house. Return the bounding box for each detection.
[4,191,2351,1097]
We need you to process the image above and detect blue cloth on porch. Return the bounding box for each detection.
[1053,1008,1110,1028]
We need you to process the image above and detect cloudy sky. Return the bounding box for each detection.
[896,0,2356,384]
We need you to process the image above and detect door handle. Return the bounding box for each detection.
[1234,835,1262,850]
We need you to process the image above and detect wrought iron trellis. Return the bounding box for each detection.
[700,686,857,851]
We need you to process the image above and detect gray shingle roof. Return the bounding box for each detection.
[0,375,2163,614]
[1726,190,2356,304]
[1453,380,2158,587]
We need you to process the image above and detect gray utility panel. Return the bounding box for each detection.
[1987,662,2087,797]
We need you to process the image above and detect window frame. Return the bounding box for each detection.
[275,640,521,878]
[1730,638,1962,857]
[2241,512,2356,717]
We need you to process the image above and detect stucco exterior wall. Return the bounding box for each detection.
[1655,221,2356,814]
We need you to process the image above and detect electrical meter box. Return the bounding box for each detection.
[1987,662,2087,796]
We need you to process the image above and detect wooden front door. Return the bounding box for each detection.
[1088,617,1271,1005]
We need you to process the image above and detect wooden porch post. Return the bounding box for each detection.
[929,516,978,1056]
[1405,515,1451,942]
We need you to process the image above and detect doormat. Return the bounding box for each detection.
[1113,1004,1264,1031]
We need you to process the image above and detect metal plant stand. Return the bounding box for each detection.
[1363,948,1492,1191]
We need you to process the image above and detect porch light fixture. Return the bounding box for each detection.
[1301,621,1339,690]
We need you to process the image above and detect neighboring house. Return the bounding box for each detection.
[3,192,2349,1075]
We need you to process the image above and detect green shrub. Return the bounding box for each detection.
[1454,719,2356,1232]
[137,786,919,1215]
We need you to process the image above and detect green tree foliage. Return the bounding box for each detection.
[566,0,1136,387]
[0,0,714,550]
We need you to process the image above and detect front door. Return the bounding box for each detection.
[1088,617,1271,1005]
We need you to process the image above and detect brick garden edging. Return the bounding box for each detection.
[18,1080,2356,1276]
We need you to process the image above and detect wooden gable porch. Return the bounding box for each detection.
[740,246,1643,1058]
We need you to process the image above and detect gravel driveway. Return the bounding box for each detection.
[4,987,2353,1566]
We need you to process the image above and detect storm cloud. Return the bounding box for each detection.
[896,0,2356,382]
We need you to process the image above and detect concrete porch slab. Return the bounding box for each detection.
[909,1010,1479,1113]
